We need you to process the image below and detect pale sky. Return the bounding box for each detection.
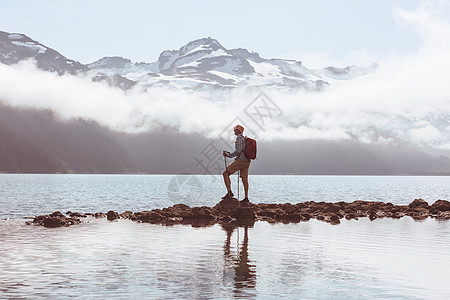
[1,0,450,150]
[0,0,426,67]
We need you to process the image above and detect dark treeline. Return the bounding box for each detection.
[0,123,60,173]
[0,103,135,173]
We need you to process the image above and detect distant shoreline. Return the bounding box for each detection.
[2,172,450,176]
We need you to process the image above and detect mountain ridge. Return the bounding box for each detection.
[0,31,377,91]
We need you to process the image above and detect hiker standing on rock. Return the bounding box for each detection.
[222,125,251,202]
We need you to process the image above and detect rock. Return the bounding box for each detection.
[261,208,282,218]
[68,218,81,225]
[31,212,81,228]
[69,212,85,218]
[230,207,256,221]
[287,213,302,223]
[408,199,429,209]
[28,198,450,228]
[120,211,134,219]
[173,203,190,210]
[301,213,311,221]
[431,200,450,212]
[33,215,47,223]
[328,214,340,224]
[106,210,119,221]
[346,213,358,220]
[435,212,450,219]
[179,210,193,219]
[43,217,67,228]
[411,213,428,220]
[94,212,105,218]
[295,202,306,209]
[149,212,165,222]
[349,200,366,211]
[191,207,216,221]
[392,212,404,219]
[50,211,65,218]
[134,211,167,223]
[214,197,240,211]
[323,203,340,213]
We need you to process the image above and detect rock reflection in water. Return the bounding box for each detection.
[222,222,256,298]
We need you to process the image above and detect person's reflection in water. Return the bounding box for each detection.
[221,222,256,298]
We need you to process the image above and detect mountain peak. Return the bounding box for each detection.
[88,56,132,69]
[229,48,263,62]
[156,37,226,71]
[0,30,86,74]
[178,37,224,55]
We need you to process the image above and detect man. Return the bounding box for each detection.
[222,125,250,202]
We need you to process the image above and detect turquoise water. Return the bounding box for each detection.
[0,175,450,299]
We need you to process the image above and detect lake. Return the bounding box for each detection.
[0,174,449,299]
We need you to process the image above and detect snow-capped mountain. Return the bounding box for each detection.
[88,37,377,90]
[0,31,86,74]
[0,31,377,91]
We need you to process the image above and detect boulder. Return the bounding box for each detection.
[191,207,217,221]
[214,198,240,212]
[69,212,86,218]
[230,206,256,221]
[431,200,450,212]
[43,217,67,228]
[329,214,340,224]
[161,204,191,218]
[50,211,65,218]
[172,203,190,210]
[106,210,119,221]
[408,199,429,209]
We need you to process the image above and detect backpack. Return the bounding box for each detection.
[244,137,257,160]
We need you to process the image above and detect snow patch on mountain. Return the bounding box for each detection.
[11,41,47,54]
[8,34,24,40]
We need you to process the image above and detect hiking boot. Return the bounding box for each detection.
[240,197,249,203]
[221,191,234,199]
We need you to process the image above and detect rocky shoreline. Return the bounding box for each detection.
[26,198,450,228]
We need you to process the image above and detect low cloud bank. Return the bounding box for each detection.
[0,3,449,151]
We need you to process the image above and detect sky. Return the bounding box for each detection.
[0,0,425,67]
[1,0,450,152]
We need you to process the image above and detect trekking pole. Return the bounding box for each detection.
[237,170,240,200]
